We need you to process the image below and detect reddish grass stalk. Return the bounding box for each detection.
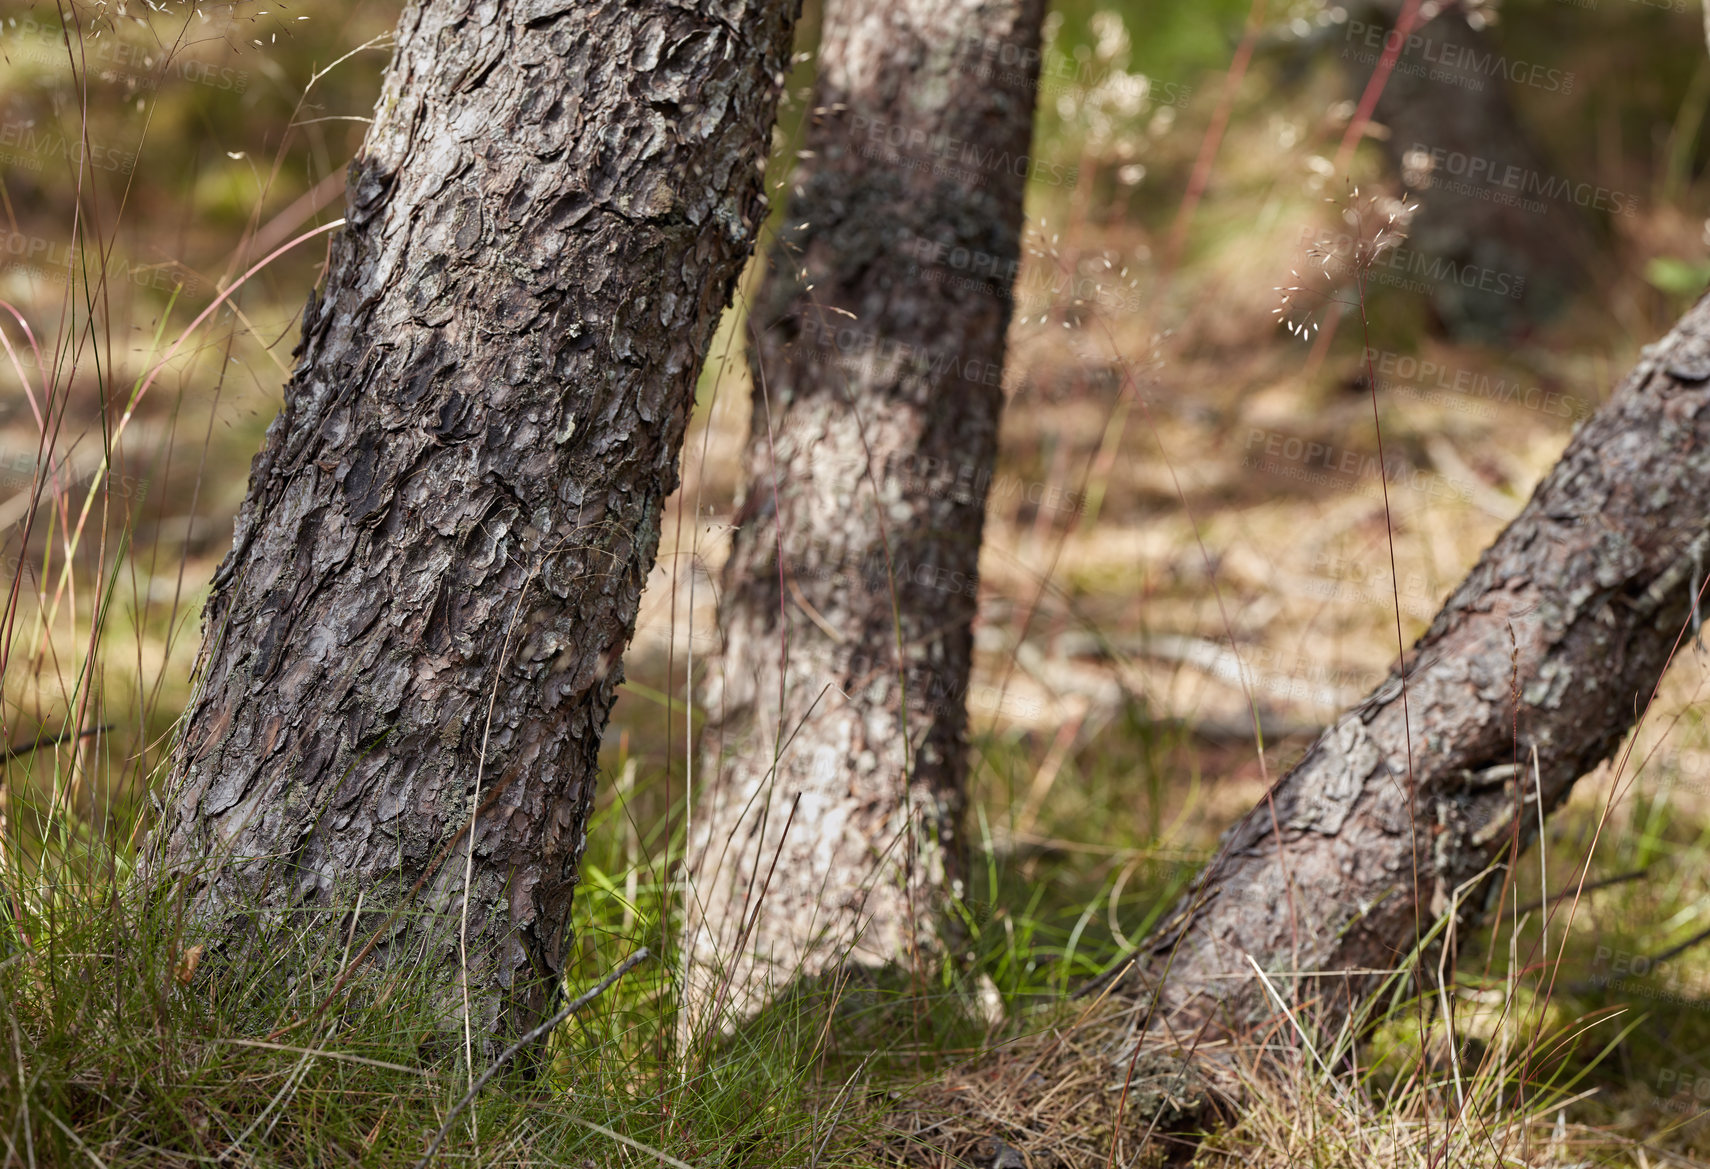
[1302,0,1425,383]
[1164,0,1269,272]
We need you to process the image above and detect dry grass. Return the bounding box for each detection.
[7,1,1710,1165]
[875,996,1212,1169]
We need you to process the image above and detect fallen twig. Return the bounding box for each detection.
[1512,867,1649,917]
[414,947,651,1168]
[0,723,109,766]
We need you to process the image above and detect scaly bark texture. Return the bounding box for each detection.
[1126,293,1710,1039]
[681,0,1046,1031]
[150,0,798,1052]
[1341,0,1595,340]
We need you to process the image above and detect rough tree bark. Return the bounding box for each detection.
[680,0,1046,1031]
[149,0,799,1052]
[1338,0,1596,340]
[1118,293,1710,1041]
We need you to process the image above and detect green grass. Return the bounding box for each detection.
[0,718,1149,1168]
[0,782,867,1167]
[15,661,1710,1166]
[13,0,1710,1164]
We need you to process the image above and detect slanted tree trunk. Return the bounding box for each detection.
[149,0,799,1054]
[1121,293,1710,1041]
[1338,0,1596,339]
[680,0,1046,1032]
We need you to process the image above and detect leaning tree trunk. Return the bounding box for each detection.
[680,0,1046,1033]
[148,0,799,1054]
[1339,0,1597,340]
[1121,293,1710,1041]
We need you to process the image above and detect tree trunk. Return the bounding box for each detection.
[680,0,1046,1032]
[149,0,799,1054]
[1339,0,1596,340]
[1123,293,1710,1040]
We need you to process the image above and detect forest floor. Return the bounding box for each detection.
[5,0,1710,1164]
[591,180,1710,1164]
[601,94,1710,1160]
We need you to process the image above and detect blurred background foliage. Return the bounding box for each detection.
[8,0,1710,1159]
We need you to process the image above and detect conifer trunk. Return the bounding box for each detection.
[681,0,1046,1031]
[1127,295,1710,1039]
[151,0,799,1053]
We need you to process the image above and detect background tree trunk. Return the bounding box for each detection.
[1120,293,1710,1040]
[680,0,1046,1032]
[1339,0,1596,340]
[150,0,799,1054]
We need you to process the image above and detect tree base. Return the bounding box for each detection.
[875,1009,1217,1168]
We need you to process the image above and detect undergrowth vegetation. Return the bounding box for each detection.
[6,0,1710,1165]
